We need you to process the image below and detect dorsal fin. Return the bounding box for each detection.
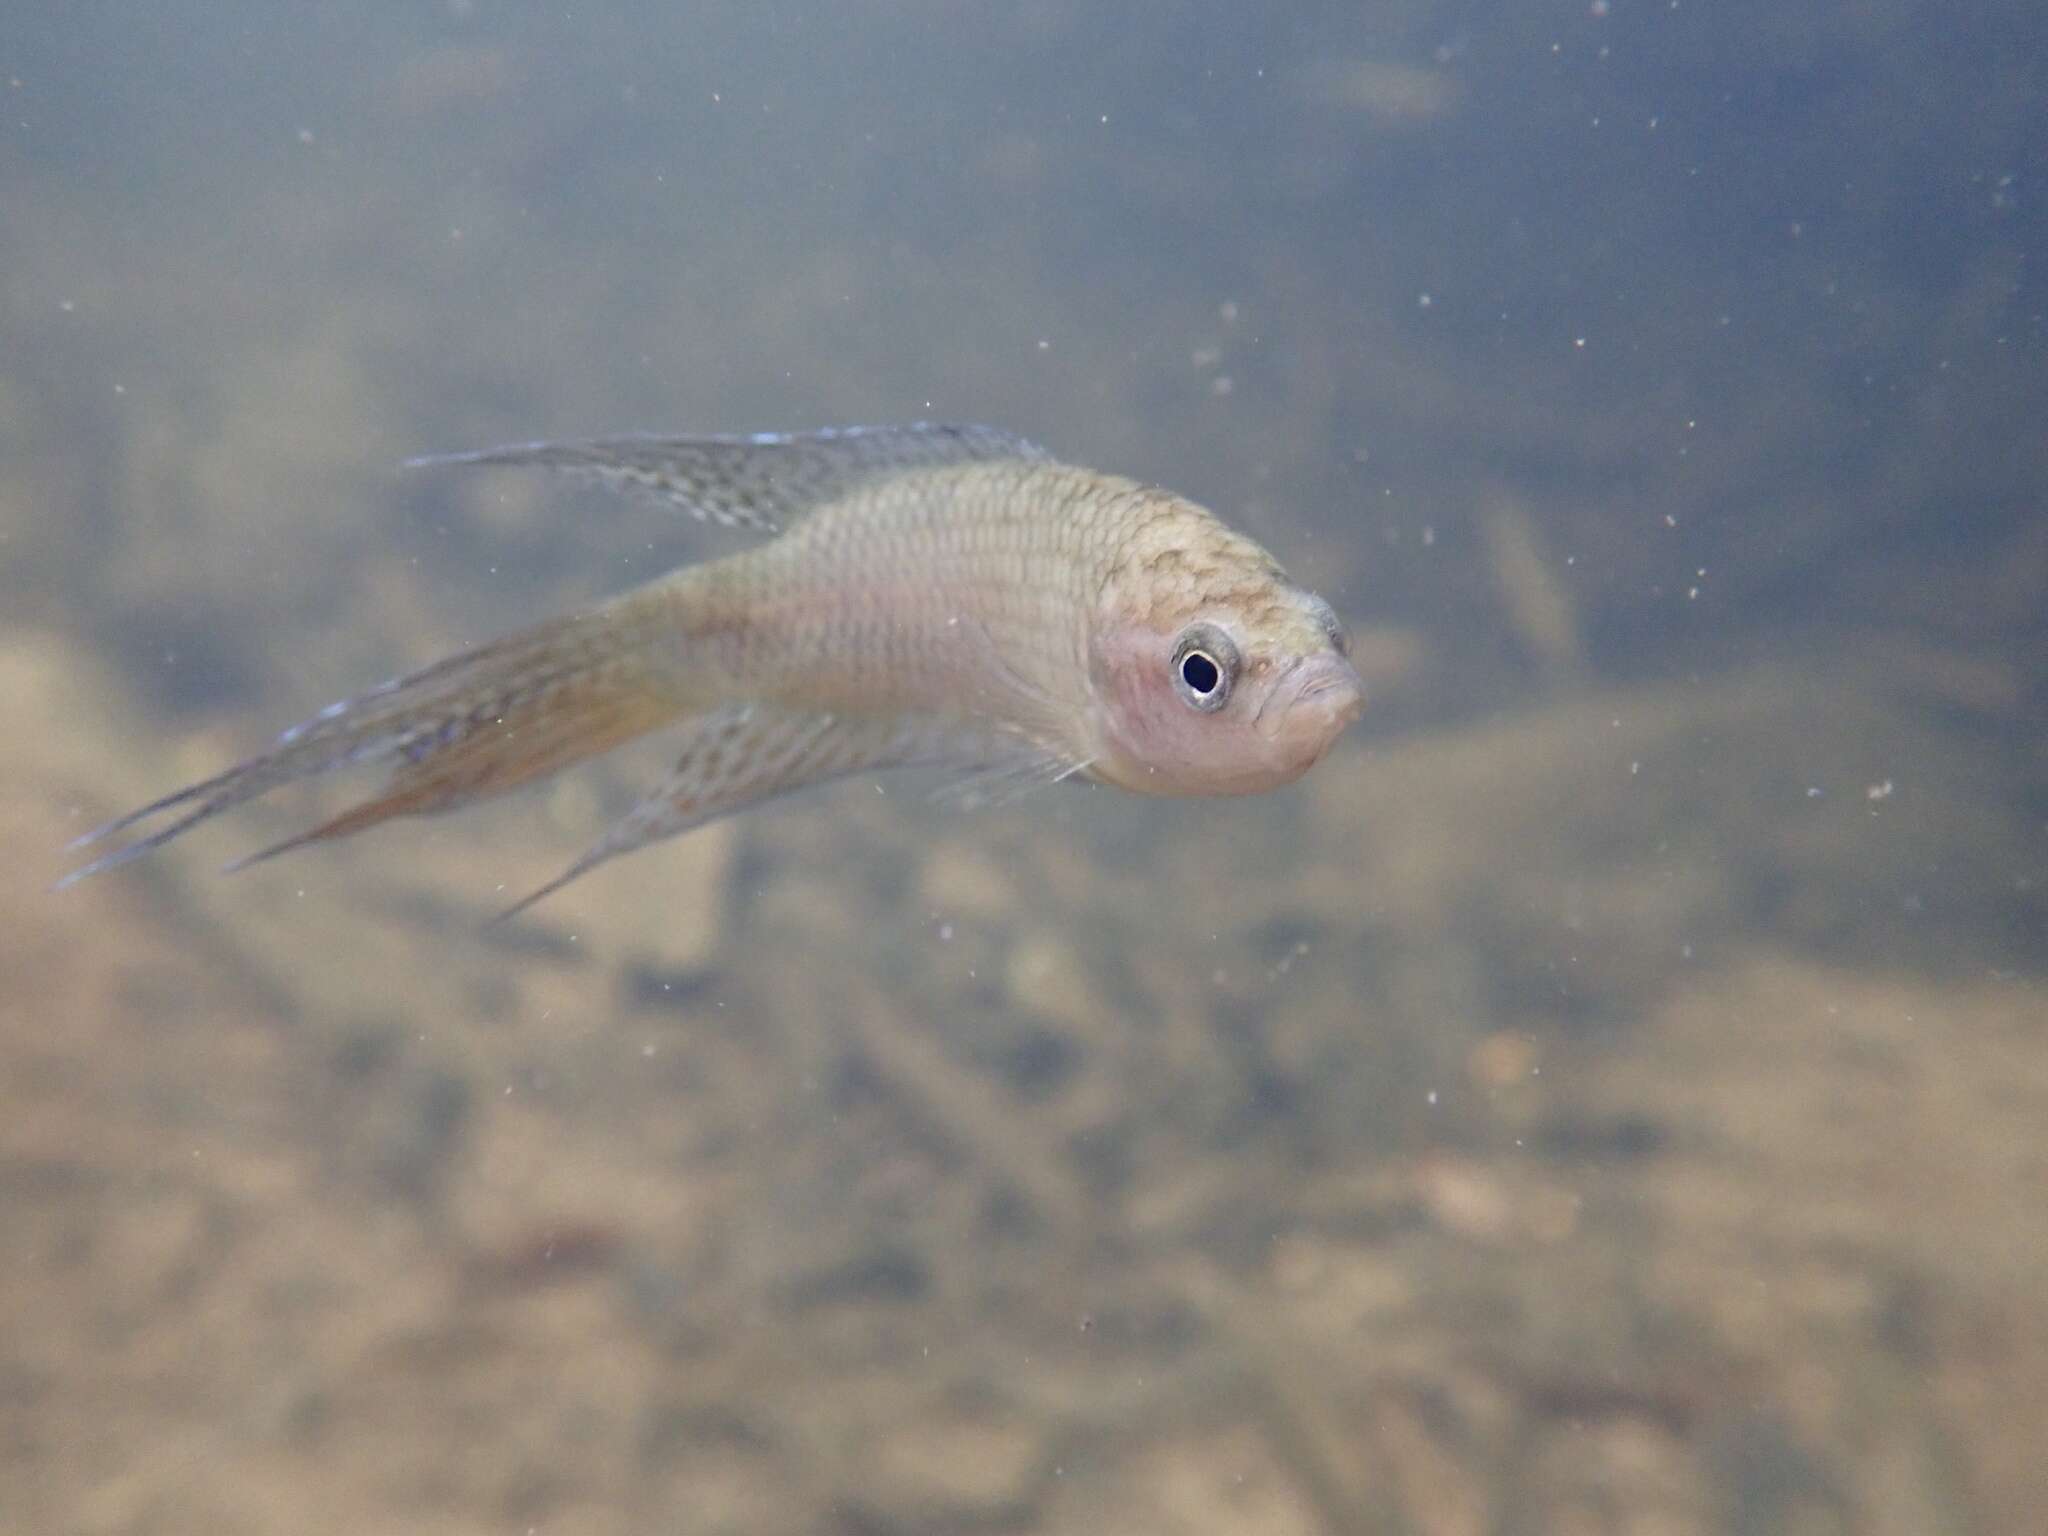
[404,422,1050,534]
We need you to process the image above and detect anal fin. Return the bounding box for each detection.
[59,590,686,888]
[224,681,679,873]
[496,705,960,921]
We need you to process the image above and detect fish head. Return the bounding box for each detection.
[1087,508,1364,796]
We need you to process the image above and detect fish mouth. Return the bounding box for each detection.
[1256,653,1366,744]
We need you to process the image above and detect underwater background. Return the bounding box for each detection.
[2,4,2043,1532]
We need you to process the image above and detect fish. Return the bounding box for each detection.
[61,423,1364,919]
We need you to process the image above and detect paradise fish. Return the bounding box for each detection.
[62,424,1364,918]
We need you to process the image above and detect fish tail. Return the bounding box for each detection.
[60,588,690,885]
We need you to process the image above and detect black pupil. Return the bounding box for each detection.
[1181,650,1220,695]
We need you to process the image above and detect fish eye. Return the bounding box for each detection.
[1171,623,1239,712]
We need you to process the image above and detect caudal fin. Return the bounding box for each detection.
[59,591,684,887]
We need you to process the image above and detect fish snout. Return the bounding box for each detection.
[1258,653,1364,773]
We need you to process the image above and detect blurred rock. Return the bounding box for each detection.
[857,1411,1047,1527]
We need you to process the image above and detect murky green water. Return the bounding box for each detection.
[3,6,2042,1532]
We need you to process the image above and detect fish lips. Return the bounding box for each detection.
[1255,652,1365,768]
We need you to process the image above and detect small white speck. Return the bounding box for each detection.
[1866,780,1894,801]
[1806,786,1823,798]
[1426,1089,1439,1106]
[1417,292,1433,308]
[58,298,75,313]
[1210,375,1234,396]
[1573,336,1586,349]
[296,127,315,144]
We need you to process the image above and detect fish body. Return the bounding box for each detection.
[64,425,1363,916]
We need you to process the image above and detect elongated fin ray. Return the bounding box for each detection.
[58,592,684,888]
[405,422,1050,534]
